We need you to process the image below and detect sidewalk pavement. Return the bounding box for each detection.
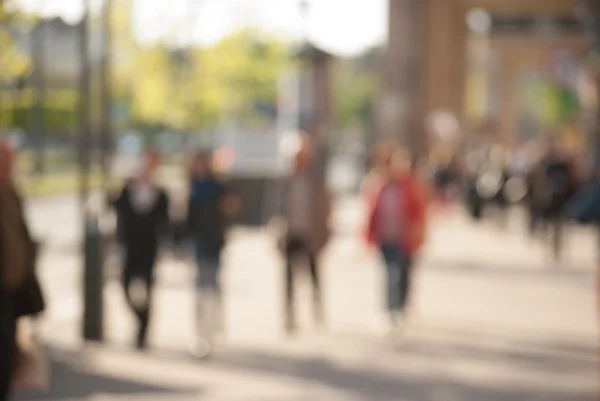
[14,198,599,401]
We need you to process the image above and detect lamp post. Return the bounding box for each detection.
[79,0,104,342]
[100,0,113,185]
[295,0,333,184]
[30,16,46,174]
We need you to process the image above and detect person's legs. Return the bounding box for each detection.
[194,243,222,341]
[551,217,564,263]
[380,244,402,323]
[284,237,300,335]
[399,255,412,313]
[0,293,16,401]
[307,248,323,325]
[528,207,539,237]
[122,253,134,308]
[135,275,153,349]
[128,250,156,350]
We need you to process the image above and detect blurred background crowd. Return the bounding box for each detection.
[1,0,600,400]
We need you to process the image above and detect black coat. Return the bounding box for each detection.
[113,183,170,262]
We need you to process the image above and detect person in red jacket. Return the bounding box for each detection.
[365,147,426,328]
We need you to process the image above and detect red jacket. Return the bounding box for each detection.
[365,175,427,256]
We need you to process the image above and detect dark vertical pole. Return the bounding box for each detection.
[312,56,332,185]
[100,0,112,184]
[31,21,46,173]
[80,0,103,342]
[79,3,91,208]
[594,0,600,171]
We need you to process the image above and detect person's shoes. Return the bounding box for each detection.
[388,312,406,335]
[313,309,325,330]
[190,336,212,359]
[285,317,297,337]
[136,339,148,351]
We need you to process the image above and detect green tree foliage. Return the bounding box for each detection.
[537,80,580,127]
[0,3,31,84]
[128,28,288,131]
[130,45,173,126]
[111,0,138,100]
[333,58,376,132]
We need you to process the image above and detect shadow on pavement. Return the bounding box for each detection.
[424,258,592,283]
[393,337,596,377]
[210,348,595,401]
[13,346,195,401]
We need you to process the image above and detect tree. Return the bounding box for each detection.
[333,57,376,134]
[0,3,31,84]
[128,28,289,132]
[188,29,289,129]
[129,45,173,127]
[111,0,138,100]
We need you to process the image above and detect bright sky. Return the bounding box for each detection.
[16,0,387,55]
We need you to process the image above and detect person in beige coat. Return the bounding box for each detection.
[278,140,331,335]
[0,140,40,401]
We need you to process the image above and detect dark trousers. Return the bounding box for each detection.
[122,246,157,349]
[400,257,414,311]
[0,292,17,401]
[284,236,322,332]
[380,244,411,316]
[548,216,564,261]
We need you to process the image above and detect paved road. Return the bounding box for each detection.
[14,197,600,401]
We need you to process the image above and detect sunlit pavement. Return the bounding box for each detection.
[15,198,599,400]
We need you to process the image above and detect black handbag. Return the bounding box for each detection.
[15,241,45,318]
[15,273,45,318]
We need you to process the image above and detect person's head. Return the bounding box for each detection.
[389,147,412,179]
[544,137,564,159]
[0,140,15,184]
[294,136,313,172]
[190,150,213,179]
[371,139,397,171]
[140,149,161,180]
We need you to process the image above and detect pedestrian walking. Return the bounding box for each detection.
[361,140,397,199]
[112,150,169,350]
[186,150,239,353]
[536,142,578,264]
[0,141,45,400]
[278,139,331,336]
[365,147,426,331]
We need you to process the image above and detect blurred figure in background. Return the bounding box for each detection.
[365,147,427,331]
[0,141,44,400]
[526,141,547,237]
[488,145,510,228]
[186,150,239,351]
[536,141,578,264]
[279,138,331,336]
[432,150,461,210]
[113,151,169,350]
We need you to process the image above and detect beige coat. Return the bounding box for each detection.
[278,174,332,254]
[0,186,35,291]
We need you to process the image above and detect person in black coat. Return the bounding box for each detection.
[528,143,578,262]
[113,151,169,349]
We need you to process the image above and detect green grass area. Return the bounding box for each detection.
[16,150,78,175]
[13,150,185,197]
[16,171,121,198]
